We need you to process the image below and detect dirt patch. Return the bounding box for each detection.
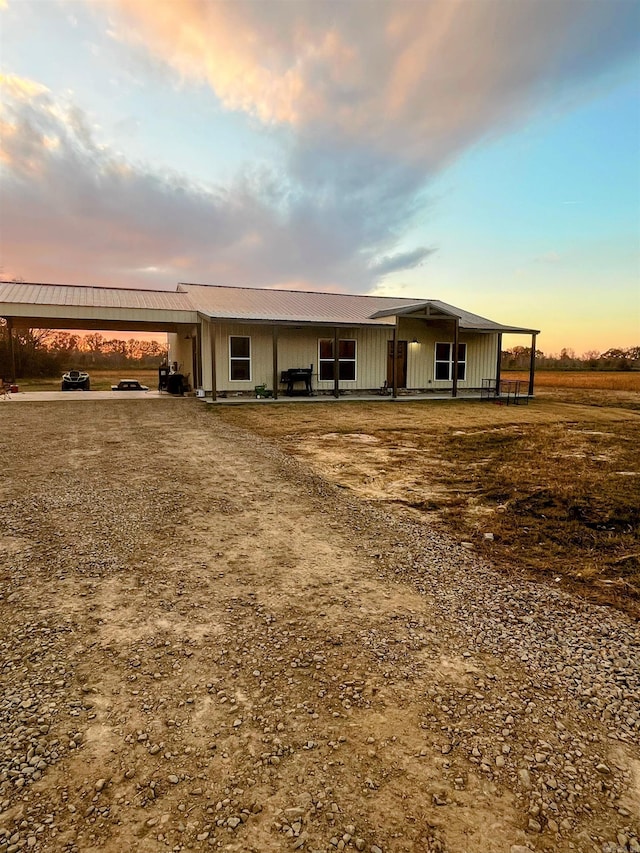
[0,400,638,853]
[219,399,640,614]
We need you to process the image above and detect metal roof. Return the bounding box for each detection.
[1,281,538,334]
[370,299,540,334]
[0,281,193,312]
[179,283,415,325]
[180,284,538,333]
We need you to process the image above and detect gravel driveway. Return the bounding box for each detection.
[0,400,638,853]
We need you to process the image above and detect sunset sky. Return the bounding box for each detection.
[1,0,639,355]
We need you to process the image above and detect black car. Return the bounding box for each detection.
[111,379,149,392]
[62,370,90,391]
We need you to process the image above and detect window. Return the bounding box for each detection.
[229,336,251,381]
[319,338,356,381]
[435,342,466,381]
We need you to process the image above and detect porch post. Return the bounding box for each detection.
[392,321,398,399]
[210,322,217,401]
[495,332,502,395]
[528,333,537,396]
[272,325,279,400]
[7,318,16,383]
[333,327,340,398]
[195,324,203,389]
[452,318,459,398]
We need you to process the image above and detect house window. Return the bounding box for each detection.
[319,339,356,381]
[435,342,466,381]
[229,336,251,381]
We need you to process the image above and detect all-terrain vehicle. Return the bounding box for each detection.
[61,370,91,391]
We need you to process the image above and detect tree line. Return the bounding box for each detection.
[502,346,640,371]
[1,320,637,377]
[0,323,168,378]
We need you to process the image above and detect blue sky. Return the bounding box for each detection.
[1,0,639,354]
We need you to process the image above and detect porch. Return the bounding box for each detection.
[203,385,533,405]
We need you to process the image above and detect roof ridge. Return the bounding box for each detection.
[179,282,425,303]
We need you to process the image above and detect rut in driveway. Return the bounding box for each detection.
[0,400,638,853]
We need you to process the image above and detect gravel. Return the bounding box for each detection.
[0,402,638,853]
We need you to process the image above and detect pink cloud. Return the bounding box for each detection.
[110,0,638,169]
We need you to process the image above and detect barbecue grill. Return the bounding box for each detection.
[280,366,313,396]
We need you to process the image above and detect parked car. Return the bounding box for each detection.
[61,369,90,391]
[111,379,149,392]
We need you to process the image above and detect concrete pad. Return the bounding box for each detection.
[0,390,189,402]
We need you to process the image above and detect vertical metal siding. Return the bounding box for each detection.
[209,324,392,392]
[400,319,498,389]
[201,319,499,393]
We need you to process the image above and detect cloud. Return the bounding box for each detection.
[370,247,438,277]
[2,0,638,294]
[0,76,427,289]
[110,0,639,170]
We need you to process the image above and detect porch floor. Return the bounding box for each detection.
[204,391,532,405]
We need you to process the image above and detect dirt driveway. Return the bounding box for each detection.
[1,401,638,853]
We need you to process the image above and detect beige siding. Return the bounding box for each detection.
[202,322,392,393]
[199,319,499,393]
[168,332,195,381]
[400,319,498,389]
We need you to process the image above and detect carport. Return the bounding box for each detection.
[0,281,200,385]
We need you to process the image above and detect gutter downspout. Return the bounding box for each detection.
[495,332,502,397]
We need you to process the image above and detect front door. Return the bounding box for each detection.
[387,340,407,388]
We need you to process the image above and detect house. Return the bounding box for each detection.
[0,280,539,398]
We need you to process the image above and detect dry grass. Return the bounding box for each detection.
[506,369,640,411]
[215,396,640,616]
[506,369,640,391]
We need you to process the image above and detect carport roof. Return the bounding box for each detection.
[0,281,193,311]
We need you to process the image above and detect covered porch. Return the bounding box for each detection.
[184,306,539,402]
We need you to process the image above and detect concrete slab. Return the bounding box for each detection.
[0,390,189,402]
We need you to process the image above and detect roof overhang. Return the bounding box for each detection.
[198,312,395,328]
[6,315,195,334]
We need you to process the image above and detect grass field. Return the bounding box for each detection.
[506,369,640,390]
[505,369,640,410]
[14,368,159,392]
[216,389,640,616]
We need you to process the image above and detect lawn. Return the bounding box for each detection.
[215,391,640,616]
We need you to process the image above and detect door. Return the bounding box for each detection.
[387,340,407,388]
